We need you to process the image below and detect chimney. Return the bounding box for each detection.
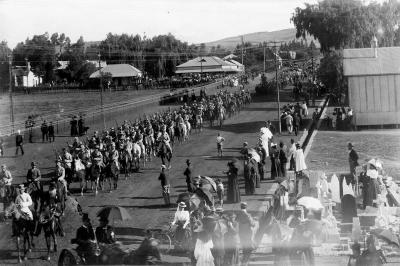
[371,35,378,58]
[25,58,31,72]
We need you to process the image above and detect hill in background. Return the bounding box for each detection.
[204,28,318,50]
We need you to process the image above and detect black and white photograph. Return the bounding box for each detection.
[0,0,400,265]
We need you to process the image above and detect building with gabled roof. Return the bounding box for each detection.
[175,56,242,74]
[12,61,42,87]
[343,45,400,127]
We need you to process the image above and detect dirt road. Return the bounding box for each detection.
[0,76,302,265]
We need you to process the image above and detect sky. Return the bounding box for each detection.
[0,0,386,48]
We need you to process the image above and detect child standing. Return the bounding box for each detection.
[216,133,225,157]
[216,179,224,207]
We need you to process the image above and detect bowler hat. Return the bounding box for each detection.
[82,213,90,222]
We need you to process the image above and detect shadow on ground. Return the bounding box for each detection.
[210,121,266,134]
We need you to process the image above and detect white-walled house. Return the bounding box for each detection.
[12,62,42,87]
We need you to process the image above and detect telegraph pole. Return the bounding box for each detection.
[241,36,244,65]
[8,54,15,135]
[98,53,106,130]
[263,44,266,73]
[274,44,281,134]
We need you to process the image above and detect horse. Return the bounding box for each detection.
[26,181,43,214]
[103,160,119,192]
[50,180,67,215]
[132,142,142,170]
[157,142,172,169]
[73,158,86,196]
[167,125,175,146]
[195,114,203,132]
[4,202,36,263]
[37,204,64,261]
[207,108,214,127]
[177,122,187,143]
[89,162,102,195]
[215,106,225,128]
[143,134,155,161]
[119,149,132,180]
[184,120,191,137]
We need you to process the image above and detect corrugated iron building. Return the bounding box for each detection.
[343,46,400,126]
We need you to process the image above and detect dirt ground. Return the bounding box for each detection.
[0,77,359,266]
[306,130,400,178]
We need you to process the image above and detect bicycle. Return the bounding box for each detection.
[152,225,173,254]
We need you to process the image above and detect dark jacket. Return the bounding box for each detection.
[95,225,115,244]
[349,149,359,166]
[158,172,169,187]
[16,134,23,146]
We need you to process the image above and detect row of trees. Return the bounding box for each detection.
[291,0,400,102]
[5,29,318,89]
[6,32,217,86]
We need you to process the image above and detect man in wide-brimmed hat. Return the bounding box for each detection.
[348,142,359,179]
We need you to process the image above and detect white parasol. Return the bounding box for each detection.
[297,196,324,210]
[248,148,261,163]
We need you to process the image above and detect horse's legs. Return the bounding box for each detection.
[45,234,51,261]
[23,232,29,260]
[16,236,22,263]
[95,178,99,195]
[52,231,58,252]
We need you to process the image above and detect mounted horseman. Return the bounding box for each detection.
[26,161,43,213]
[157,124,173,169]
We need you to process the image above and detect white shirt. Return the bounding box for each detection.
[216,136,225,144]
[294,148,307,172]
[172,209,190,228]
[288,143,296,159]
[15,192,33,219]
[0,170,12,186]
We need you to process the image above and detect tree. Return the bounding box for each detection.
[0,41,11,92]
[291,0,400,52]
[317,50,346,103]
[13,32,56,83]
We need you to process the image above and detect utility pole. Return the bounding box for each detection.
[274,44,281,134]
[8,54,15,135]
[98,53,106,130]
[241,36,244,65]
[263,44,266,73]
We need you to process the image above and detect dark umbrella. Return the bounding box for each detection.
[195,188,214,206]
[96,206,132,222]
[371,228,400,247]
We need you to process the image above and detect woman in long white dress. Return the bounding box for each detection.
[194,224,214,266]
